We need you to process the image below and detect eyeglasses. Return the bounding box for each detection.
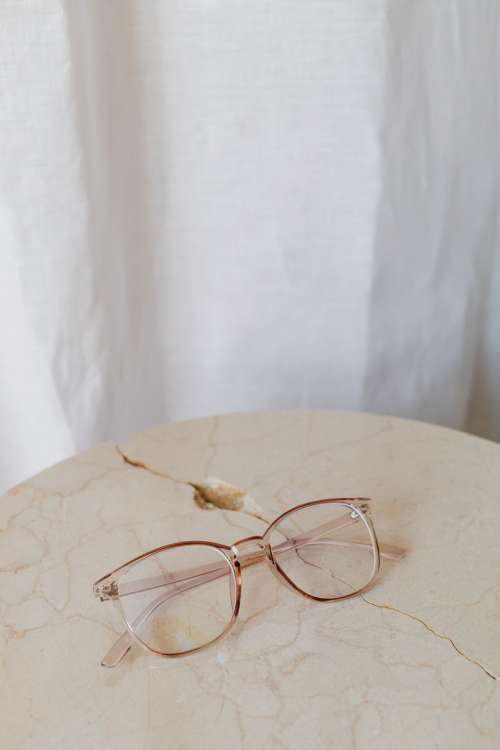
[93,498,405,667]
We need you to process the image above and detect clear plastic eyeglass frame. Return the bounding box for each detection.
[93,497,405,667]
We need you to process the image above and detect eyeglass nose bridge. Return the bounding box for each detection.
[230,534,304,597]
[231,535,267,568]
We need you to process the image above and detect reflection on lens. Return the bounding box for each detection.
[117,543,236,654]
[269,502,377,599]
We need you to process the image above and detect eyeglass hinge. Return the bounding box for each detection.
[93,580,118,601]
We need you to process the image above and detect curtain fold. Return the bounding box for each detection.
[1,0,498,493]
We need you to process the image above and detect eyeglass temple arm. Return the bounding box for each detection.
[280,517,405,561]
[99,517,405,667]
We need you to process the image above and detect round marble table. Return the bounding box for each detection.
[1,410,499,749]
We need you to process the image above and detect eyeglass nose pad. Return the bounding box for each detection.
[264,539,316,598]
[234,537,291,592]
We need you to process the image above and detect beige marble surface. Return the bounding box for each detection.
[1,410,499,749]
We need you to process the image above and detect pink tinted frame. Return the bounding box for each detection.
[93,497,405,667]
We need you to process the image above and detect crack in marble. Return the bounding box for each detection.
[360,594,497,681]
[115,444,185,485]
[115,444,268,522]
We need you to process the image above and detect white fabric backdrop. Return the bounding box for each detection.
[1,1,499,493]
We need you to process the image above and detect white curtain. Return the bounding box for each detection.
[1,1,499,494]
